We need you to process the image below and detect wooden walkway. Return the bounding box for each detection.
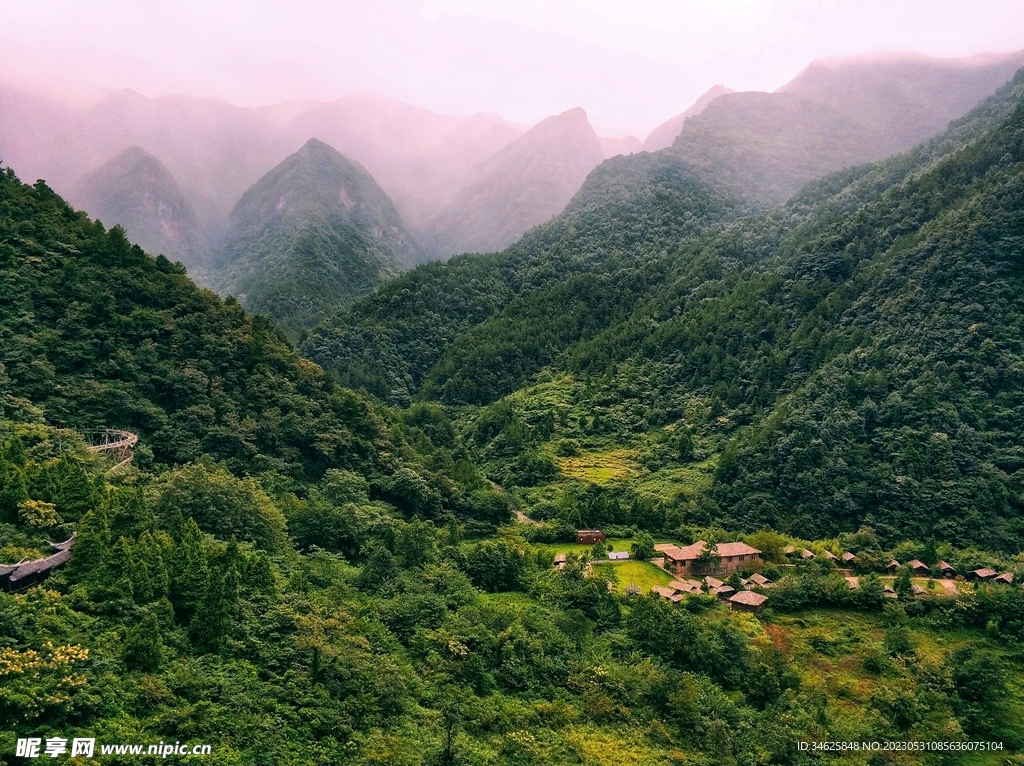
[83,429,138,470]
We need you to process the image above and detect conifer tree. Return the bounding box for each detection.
[170,518,209,620]
[108,487,156,541]
[191,567,232,652]
[0,461,28,524]
[123,612,163,672]
[66,509,111,585]
[105,536,137,606]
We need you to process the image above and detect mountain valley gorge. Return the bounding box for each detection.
[2,46,1024,766]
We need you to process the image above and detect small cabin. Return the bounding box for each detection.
[937,561,955,578]
[969,567,997,581]
[576,529,606,545]
[728,591,767,612]
[907,559,930,575]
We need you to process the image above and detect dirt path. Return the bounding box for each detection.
[488,479,539,525]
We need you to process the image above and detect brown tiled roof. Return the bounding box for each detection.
[907,559,928,570]
[8,549,71,584]
[669,579,701,593]
[842,551,858,562]
[822,550,838,560]
[729,591,767,607]
[49,534,76,552]
[972,567,997,579]
[716,541,761,557]
[705,576,724,589]
[661,540,760,562]
[937,560,955,571]
[714,585,736,598]
[749,572,771,585]
[659,541,704,561]
[994,572,1014,584]
[887,559,900,568]
[800,549,815,559]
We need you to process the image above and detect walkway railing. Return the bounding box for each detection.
[82,429,138,470]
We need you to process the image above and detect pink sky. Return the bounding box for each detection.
[3,0,1024,136]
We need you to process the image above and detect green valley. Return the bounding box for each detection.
[2,45,1024,766]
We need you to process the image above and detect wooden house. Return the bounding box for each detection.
[660,540,762,576]
[728,591,767,612]
[907,559,930,575]
[576,529,606,544]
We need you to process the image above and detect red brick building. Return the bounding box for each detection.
[657,540,761,576]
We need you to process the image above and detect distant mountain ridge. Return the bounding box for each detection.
[422,107,607,256]
[667,50,1024,208]
[213,138,420,336]
[68,146,211,277]
[642,84,735,151]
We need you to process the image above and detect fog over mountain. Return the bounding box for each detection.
[212,138,419,335]
[423,107,606,257]
[2,48,1023,274]
[642,84,735,152]
[69,146,211,276]
[666,49,1024,208]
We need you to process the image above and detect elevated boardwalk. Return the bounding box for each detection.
[82,429,138,469]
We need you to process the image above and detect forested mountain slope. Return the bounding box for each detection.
[3,92,1024,766]
[69,146,211,277]
[309,67,1024,549]
[468,68,1024,550]
[422,108,606,257]
[642,84,734,152]
[301,149,749,403]
[303,60,1024,411]
[668,50,1024,208]
[213,138,420,336]
[0,164,510,533]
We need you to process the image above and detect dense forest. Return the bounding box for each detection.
[3,62,1024,766]
[304,68,1024,551]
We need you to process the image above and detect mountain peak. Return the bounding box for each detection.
[642,84,735,151]
[214,138,419,334]
[423,106,604,256]
[69,146,209,272]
